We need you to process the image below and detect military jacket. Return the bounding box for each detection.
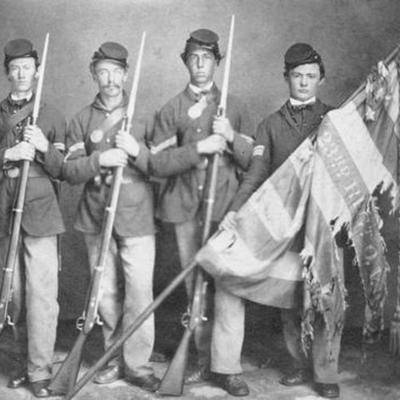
[149,84,255,223]
[0,95,66,237]
[63,93,154,237]
[230,99,333,212]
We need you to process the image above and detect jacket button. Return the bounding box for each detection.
[196,128,201,133]
[106,138,110,143]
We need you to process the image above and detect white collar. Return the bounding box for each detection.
[189,82,214,94]
[11,91,33,102]
[289,97,316,106]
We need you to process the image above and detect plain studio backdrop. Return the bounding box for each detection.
[0,0,399,327]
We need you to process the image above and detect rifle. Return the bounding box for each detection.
[48,32,146,395]
[157,15,236,396]
[64,259,197,399]
[0,33,50,334]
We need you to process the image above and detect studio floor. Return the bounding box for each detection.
[1,302,400,400]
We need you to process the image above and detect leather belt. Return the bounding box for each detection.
[196,155,230,170]
[4,164,47,179]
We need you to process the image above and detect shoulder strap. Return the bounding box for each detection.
[1,102,35,133]
[90,107,125,137]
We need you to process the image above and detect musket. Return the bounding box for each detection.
[0,33,50,334]
[157,15,236,396]
[64,259,197,399]
[48,32,146,395]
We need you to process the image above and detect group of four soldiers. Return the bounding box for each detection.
[0,27,341,399]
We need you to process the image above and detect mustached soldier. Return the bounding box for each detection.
[62,42,160,392]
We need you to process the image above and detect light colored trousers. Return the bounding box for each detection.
[84,233,155,378]
[211,250,344,383]
[174,218,215,368]
[0,235,59,383]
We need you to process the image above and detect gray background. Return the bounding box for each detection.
[0,0,399,325]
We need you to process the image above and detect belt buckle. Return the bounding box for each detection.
[197,157,209,170]
[6,167,19,178]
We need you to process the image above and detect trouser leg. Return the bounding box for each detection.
[311,315,341,384]
[23,235,59,382]
[175,219,213,367]
[0,237,26,365]
[211,283,244,374]
[281,308,308,370]
[118,234,155,378]
[84,233,123,366]
[281,308,341,383]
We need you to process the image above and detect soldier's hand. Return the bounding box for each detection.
[115,130,140,158]
[99,148,128,167]
[197,134,227,155]
[213,115,234,143]
[24,125,49,153]
[219,211,238,231]
[5,141,35,162]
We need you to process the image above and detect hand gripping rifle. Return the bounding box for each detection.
[0,33,50,334]
[157,15,236,396]
[63,17,236,400]
[48,32,147,395]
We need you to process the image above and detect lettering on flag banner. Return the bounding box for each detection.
[196,138,315,309]
[301,107,394,352]
[196,54,399,350]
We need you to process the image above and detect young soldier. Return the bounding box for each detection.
[62,42,159,392]
[149,29,255,386]
[217,43,340,398]
[0,39,66,398]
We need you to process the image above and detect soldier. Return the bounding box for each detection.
[149,29,255,390]
[217,43,340,398]
[0,39,66,397]
[62,42,159,392]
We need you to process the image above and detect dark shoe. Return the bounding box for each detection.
[127,374,161,392]
[280,368,311,386]
[8,371,28,389]
[185,365,211,385]
[93,365,123,385]
[213,373,250,397]
[315,383,340,398]
[31,380,53,398]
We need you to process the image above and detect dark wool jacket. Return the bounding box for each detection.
[149,84,255,223]
[63,93,155,237]
[0,95,66,237]
[230,99,333,212]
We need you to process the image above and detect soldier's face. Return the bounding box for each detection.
[186,48,217,88]
[7,57,38,95]
[92,60,127,98]
[286,63,323,102]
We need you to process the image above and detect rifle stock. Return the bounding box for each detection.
[65,260,197,400]
[0,33,50,334]
[158,15,235,396]
[49,33,146,394]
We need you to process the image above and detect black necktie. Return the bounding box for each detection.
[291,103,313,112]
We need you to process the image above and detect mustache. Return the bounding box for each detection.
[101,84,121,89]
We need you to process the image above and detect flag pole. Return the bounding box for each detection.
[340,43,400,108]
